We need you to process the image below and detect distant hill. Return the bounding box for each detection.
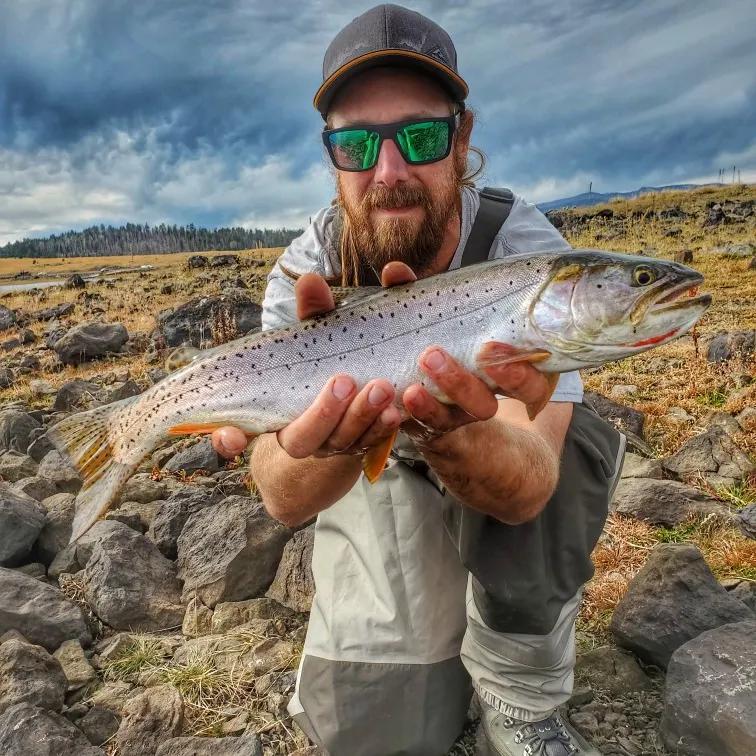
[535,183,723,213]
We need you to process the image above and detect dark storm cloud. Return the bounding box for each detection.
[0,0,754,244]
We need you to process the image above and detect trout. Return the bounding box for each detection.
[48,249,711,542]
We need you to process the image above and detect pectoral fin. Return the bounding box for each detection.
[362,428,398,483]
[525,372,560,421]
[476,341,552,370]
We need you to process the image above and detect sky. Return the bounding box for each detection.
[1,0,755,247]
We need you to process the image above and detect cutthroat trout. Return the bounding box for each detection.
[48,249,711,542]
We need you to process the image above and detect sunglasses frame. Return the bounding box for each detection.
[322,114,460,172]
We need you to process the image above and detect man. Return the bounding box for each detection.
[211,5,625,755]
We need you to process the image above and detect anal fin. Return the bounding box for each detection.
[362,428,399,484]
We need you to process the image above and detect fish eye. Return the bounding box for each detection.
[633,266,656,286]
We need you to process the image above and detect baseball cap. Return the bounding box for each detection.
[314,4,468,118]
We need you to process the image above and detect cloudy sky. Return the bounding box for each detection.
[1,0,754,246]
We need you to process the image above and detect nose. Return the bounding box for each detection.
[372,137,410,187]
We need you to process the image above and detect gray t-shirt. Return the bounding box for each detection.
[261,185,584,403]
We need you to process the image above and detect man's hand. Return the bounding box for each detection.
[211,261,557,461]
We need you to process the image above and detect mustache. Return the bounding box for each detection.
[361,184,430,212]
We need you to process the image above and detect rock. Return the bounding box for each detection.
[706,329,756,363]
[610,384,638,400]
[568,711,600,738]
[674,249,693,263]
[737,406,756,431]
[148,487,214,559]
[0,567,91,650]
[37,450,82,493]
[736,504,756,540]
[610,478,731,526]
[91,680,140,715]
[210,254,240,268]
[34,302,75,321]
[12,475,58,502]
[266,525,315,613]
[720,242,756,257]
[703,410,741,436]
[0,703,105,755]
[213,469,253,497]
[182,596,214,637]
[574,647,652,696]
[177,496,292,608]
[0,484,46,566]
[29,378,56,396]
[147,367,169,385]
[729,581,756,612]
[117,473,168,505]
[749,256,756,271]
[0,629,30,644]
[78,706,121,746]
[662,425,755,487]
[187,255,209,269]
[618,452,663,479]
[161,291,262,348]
[48,544,81,580]
[115,684,184,756]
[108,500,162,533]
[54,322,129,365]
[65,274,86,289]
[164,436,221,475]
[0,450,39,481]
[211,598,292,634]
[584,391,645,437]
[665,406,695,424]
[52,639,97,690]
[0,639,67,712]
[104,508,145,532]
[0,367,13,389]
[74,520,129,568]
[660,621,756,755]
[0,305,16,331]
[156,735,264,756]
[0,409,41,454]
[610,543,754,668]
[26,431,56,462]
[52,379,102,411]
[104,379,142,403]
[15,563,46,580]
[35,493,76,565]
[83,523,184,632]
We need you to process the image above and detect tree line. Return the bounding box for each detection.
[0,222,305,258]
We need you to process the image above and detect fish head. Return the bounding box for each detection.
[530,250,711,365]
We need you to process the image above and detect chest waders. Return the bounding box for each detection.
[286,188,626,756]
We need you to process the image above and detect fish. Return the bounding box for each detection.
[47,248,711,543]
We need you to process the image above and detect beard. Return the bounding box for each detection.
[336,157,463,277]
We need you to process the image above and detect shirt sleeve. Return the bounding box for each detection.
[493,195,584,403]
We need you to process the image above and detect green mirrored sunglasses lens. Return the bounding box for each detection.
[398,121,450,162]
[329,130,379,170]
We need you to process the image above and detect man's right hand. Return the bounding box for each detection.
[211,263,416,461]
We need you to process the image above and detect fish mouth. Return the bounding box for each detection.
[650,280,711,313]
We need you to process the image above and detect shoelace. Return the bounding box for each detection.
[501,714,578,756]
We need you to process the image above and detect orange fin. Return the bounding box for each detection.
[525,373,560,421]
[362,428,398,484]
[168,422,257,439]
[476,342,552,370]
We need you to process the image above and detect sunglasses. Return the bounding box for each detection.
[322,115,459,172]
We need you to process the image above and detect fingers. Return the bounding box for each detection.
[380,261,417,287]
[482,361,554,409]
[211,426,250,459]
[295,272,336,320]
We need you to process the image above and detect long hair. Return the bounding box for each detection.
[331,104,487,286]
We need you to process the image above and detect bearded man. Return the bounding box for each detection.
[211,5,624,756]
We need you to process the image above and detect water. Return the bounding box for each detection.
[0,267,150,295]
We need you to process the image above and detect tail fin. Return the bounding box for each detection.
[47,397,141,544]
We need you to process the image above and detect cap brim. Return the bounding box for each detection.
[314,49,468,117]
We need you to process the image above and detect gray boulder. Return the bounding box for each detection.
[0,305,16,332]
[0,703,105,755]
[663,425,755,487]
[618,451,663,479]
[116,472,169,505]
[736,503,756,540]
[161,291,262,348]
[0,567,91,651]
[115,684,184,756]
[177,496,292,608]
[148,487,215,559]
[610,543,753,668]
[0,409,41,454]
[54,321,129,365]
[35,493,76,565]
[52,638,97,691]
[574,646,651,697]
[610,477,731,527]
[78,706,121,746]
[164,436,221,475]
[583,391,645,437]
[266,525,315,613]
[729,581,756,612]
[660,621,756,755]
[0,450,38,482]
[37,450,82,493]
[12,475,58,502]
[83,522,184,631]
[0,484,46,566]
[706,329,756,363]
[156,735,263,755]
[0,639,67,713]
[52,379,103,411]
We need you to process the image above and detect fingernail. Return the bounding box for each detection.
[424,349,446,372]
[368,384,389,406]
[332,377,353,400]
